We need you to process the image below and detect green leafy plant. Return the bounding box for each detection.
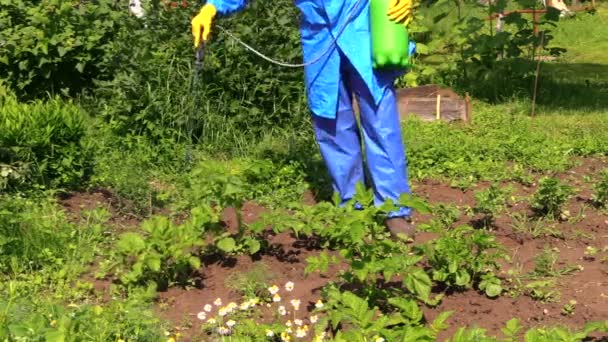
[473,184,510,227]
[531,177,572,218]
[318,287,452,342]
[592,169,608,207]
[416,225,506,297]
[101,205,218,289]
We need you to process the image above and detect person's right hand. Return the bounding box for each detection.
[191,3,217,48]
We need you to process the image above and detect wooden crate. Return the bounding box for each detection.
[395,85,471,123]
[353,84,471,123]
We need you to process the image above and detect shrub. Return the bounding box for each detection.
[0,90,93,190]
[0,0,131,99]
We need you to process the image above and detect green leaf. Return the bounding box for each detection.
[404,268,432,301]
[145,255,161,272]
[415,43,430,55]
[216,237,236,253]
[388,297,423,323]
[430,311,452,333]
[398,193,432,214]
[246,238,261,254]
[75,62,85,73]
[485,283,503,298]
[116,232,146,254]
[45,330,65,342]
[455,270,471,287]
[502,318,523,340]
[188,256,201,269]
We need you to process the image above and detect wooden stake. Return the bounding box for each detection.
[436,94,441,120]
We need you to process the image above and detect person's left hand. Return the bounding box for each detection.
[387,0,416,25]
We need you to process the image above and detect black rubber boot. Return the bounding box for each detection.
[385,217,416,242]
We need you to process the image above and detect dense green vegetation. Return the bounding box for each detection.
[1,0,607,341]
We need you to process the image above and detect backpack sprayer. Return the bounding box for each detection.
[211,0,414,70]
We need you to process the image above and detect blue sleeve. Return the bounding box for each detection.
[207,0,248,15]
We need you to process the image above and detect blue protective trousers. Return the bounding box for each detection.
[311,51,412,218]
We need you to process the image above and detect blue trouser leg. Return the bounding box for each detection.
[312,74,365,205]
[311,51,411,217]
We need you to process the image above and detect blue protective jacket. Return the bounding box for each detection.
[207,0,400,119]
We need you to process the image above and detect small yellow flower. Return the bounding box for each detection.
[284,281,295,292]
[117,339,125,342]
[266,329,275,337]
[294,319,303,326]
[226,320,236,328]
[239,302,250,310]
[315,299,324,309]
[268,285,280,295]
[290,299,301,311]
[286,320,293,327]
[206,318,217,325]
[214,298,222,306]
[273,293,282,302]
[374,337,385,342]
[227,302,238,309]
[313,332,326,342]
[218,307,228,316]
[280,331,292,342]
[50,320,57,327]
[310,315,318,324]
[167,338,176,342]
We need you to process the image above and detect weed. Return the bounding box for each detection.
[561,299,577,316]
[225,263,276,299]
[525,279,561,303]
[531,247,579,278]
[509,213,564,239]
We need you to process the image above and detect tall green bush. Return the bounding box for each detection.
[0,88,92,190]
[91,0,309,146]
[0,0,131,99]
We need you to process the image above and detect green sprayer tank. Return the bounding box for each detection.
[369,0,411,70]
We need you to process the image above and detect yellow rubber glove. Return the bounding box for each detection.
[191,4,217,48]
[387,0,417,25]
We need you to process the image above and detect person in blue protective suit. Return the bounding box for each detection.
[192,0,417,240]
